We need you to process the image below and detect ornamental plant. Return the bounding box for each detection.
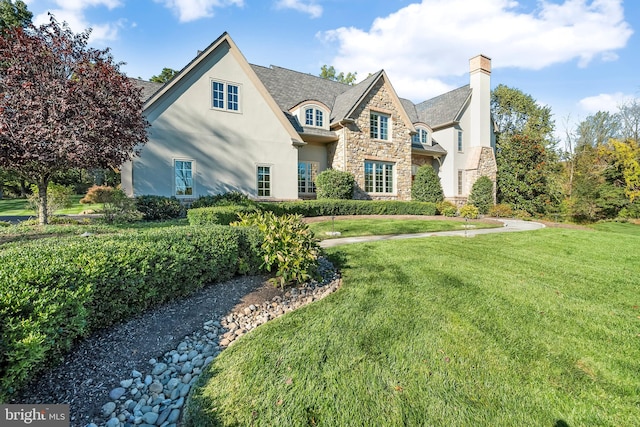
[469,176,495,214]
[232,211,320,288]
[411,165,444,202]
[459,204,479,219]
[315,169,354,199]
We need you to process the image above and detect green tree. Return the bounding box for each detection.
[491,85,557,215]
[411,165,444,203]
[468,175,494,214]
[315,169,354,199]
[150,67,178,83]
[319,65,357,85]
[0,0,31,31]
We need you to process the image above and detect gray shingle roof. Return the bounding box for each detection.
[129,78,163,101]
[331,71,383,123]
[415,85,471,128]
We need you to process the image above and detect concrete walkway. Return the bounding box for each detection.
[319,218,545,248]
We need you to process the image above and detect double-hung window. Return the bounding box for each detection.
[257,165,271,197]
[298,161,318,194]
[175,160,194,196]
[364,161,394,193]
[211,80,241,111]
[457,130,463,152]
[370,112,389,140]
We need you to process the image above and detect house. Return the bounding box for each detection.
[121,32,496,204]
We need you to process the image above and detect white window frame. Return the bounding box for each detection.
[174,159,195,197]
[457,130,463,152]
[298,161,319,194]
[211,79,242,112]
[370,111,390,140]
[303,105,325,128]
[412,127,428,144]
[364,160,395,194]
[257,165,272,198]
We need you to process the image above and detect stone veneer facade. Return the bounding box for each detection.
[328,79,413,200]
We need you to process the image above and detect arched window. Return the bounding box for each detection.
[303,105,325,127]
[412,127,428,144]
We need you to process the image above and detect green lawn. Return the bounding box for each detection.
[307,218,500,239]
[0,195,102,216]
[186,224,640,426]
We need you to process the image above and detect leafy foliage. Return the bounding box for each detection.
[232,211,319,288]
[468,176,494,214]
[436,200,458,217]
[190,191,253,208]
[488,203,513,218]
[27,183,72,215]
[459,204,479,219]
[135,195,185,220]
[0,0,31,31]
[260,199,437,217]
[150,67,178,83]
[0,17,148,224]
[187,205,257,226]
[315,169,355,199]
[411,165,444,203]
[80,185,117,204]
[0,225,261,401]
[319,65,357,85]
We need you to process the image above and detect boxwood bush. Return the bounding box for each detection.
[187,205,258,225]
[135,195,186,220]
[0,225,263,402]
[259,200,437,217]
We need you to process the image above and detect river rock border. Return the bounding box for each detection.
[88,257,340,427]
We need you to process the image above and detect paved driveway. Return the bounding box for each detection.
[319,218,545,248]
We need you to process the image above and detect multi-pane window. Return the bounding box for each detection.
[458,170,463,195]
[412,128,428,144]
[211,80,240,111]
[175,160,193,196]
[304,107,324,127]
[298,161,318,194]
[257,166,271,197]
[457,130,463,152]
[370,112,389,140]
[364,161,394,193]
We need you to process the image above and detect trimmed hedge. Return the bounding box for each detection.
[260,200,438,217]
[187,205,257,226]
[135,195,186,220]
[0,225,263,402]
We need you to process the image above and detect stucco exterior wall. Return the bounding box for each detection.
[127,41,298,201]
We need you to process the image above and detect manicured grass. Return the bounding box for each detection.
[186,224,640,426]
[307,218,500,239]
[0,195,102,216]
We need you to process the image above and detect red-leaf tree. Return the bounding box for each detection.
[0,16,148,224]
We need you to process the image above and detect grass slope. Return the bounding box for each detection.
[186,225,640,427]
[0,196,102,216]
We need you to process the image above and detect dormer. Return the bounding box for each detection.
[411,123,433,146]
[291,101,330,130]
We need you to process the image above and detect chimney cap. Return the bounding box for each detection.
[470,54,491,74]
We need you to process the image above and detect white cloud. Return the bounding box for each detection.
[578,92,635,113]
[320,0,633,101]
[154,0,244,23]
[33,0,124,42]
[275,0,322,18]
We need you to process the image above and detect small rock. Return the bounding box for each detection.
[157,408,172,425]
[132,370,142,378]
[178,353,188,362]
[130,387,138,396]
[109,387,126,400]
[144,375,153,386]
[181,373,192,384]
[179,384,191,397]
[173,397,184,408]
[151,363,167,376]
[105,418,120,427]
[187,350,199,360]
[167,409,181,424]
[148,358,156,365]
[180,362,192,375]
[166,378,180,391]
[149,381,163,394]
[101,402,116,418]
[177,342,188,352]
[120,379,134,388]
[141,412,158,425]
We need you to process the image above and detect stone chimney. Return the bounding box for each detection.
[469,54,491,148]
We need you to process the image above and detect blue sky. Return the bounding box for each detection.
[24,0,640,142]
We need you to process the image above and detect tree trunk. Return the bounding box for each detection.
[37,177,49,225]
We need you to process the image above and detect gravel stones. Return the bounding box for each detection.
[87,257,340,426]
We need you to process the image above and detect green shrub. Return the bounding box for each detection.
[190,191,253,208]
[100,188,141,224]
[459,204,479,219]
[232,211,319,288]
[469,176,494,214]
[187,205,257,226]
[80,185,116,204]
[436,200,458,217]
[260,200,437,217]
[488,203,513,218]
[411,165,444,203]
[618,201,640,219]
[315,169,355,199]
[0,225,261,402]
[27,182,73,214]
[135,195,186,220]
[0,221,11,227]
